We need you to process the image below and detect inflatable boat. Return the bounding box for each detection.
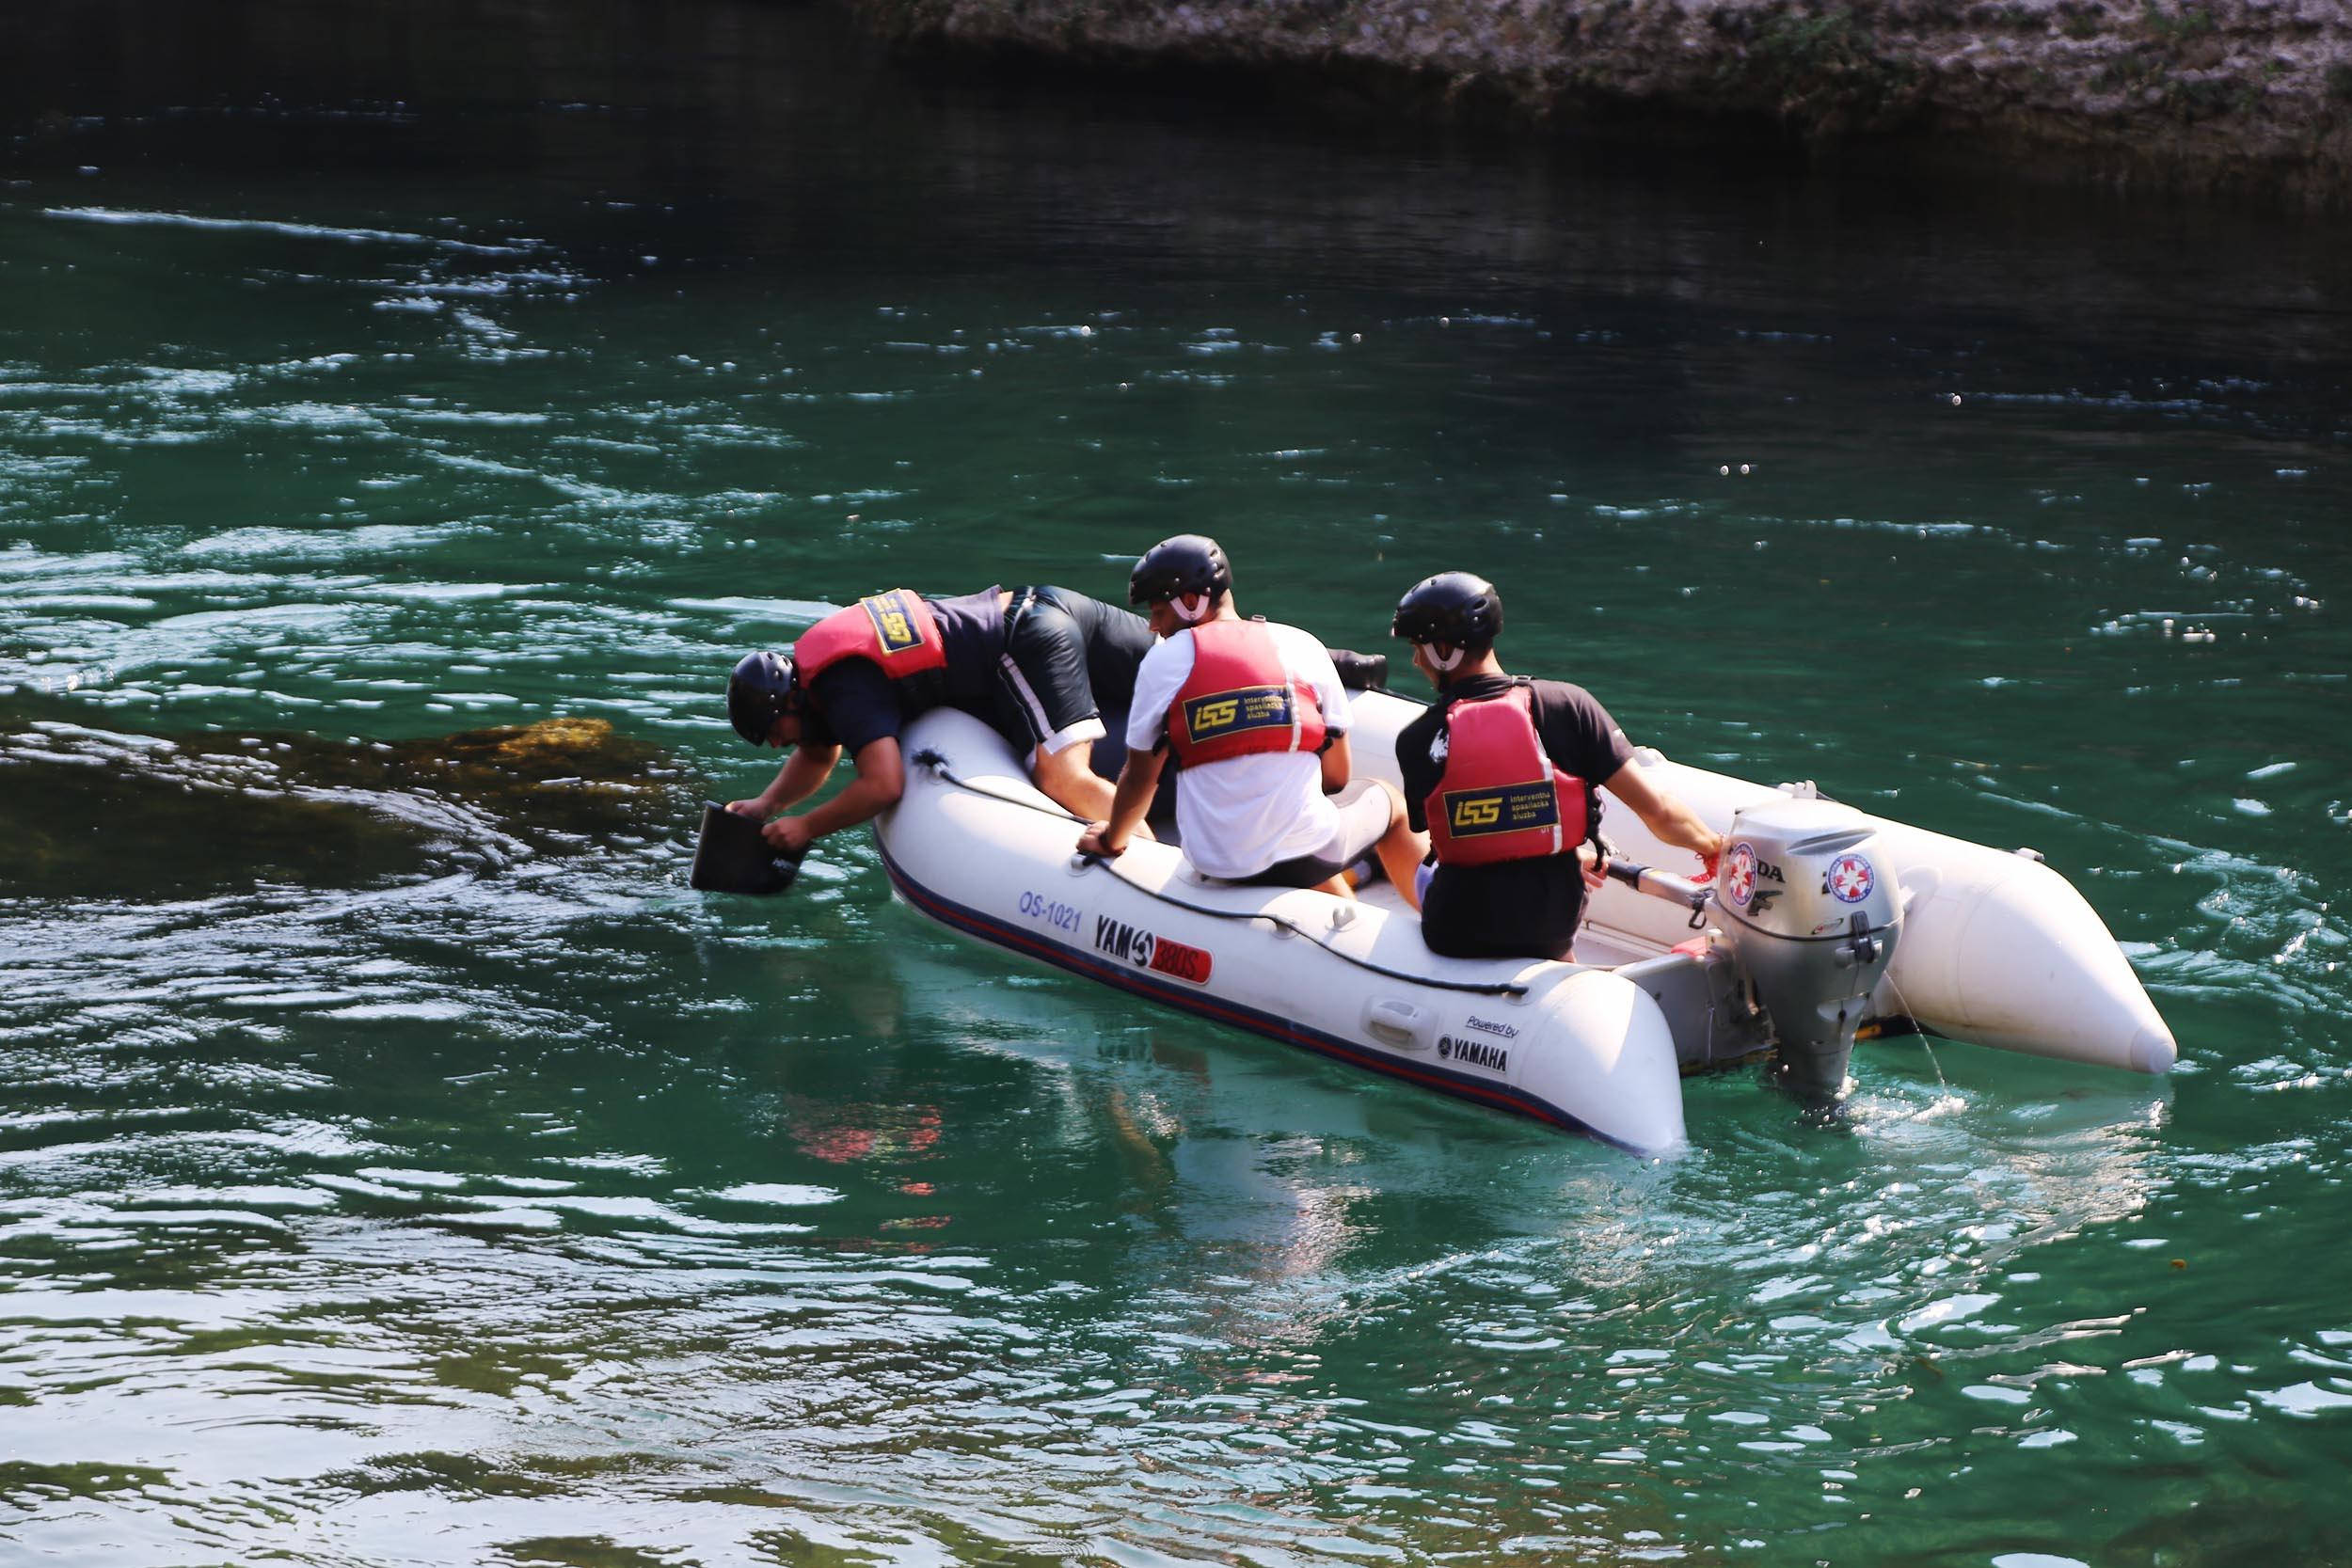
[872,690,2176,1154]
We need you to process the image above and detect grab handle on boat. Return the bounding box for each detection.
[1363,998,1433,1051]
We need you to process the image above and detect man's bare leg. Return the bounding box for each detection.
[1030,740,1116,821]
[1367,782,1427,910]
[1032,739,1155,838]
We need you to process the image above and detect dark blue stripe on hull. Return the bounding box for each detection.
[877,839,1632,1150]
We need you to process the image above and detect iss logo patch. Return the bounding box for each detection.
[860,591,926,656]
[1182,685,1293,742]
[1440,783,1560,837]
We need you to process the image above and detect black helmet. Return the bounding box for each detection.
[726,650,797,745]
[1129,534,1232,607]
[1391,572,1503,650]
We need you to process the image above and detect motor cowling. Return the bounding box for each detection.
[1711,798,1902,1100]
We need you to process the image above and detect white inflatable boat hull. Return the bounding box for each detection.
[877,709,1688,1153]
[875,691,2173,1153]
[1340,690,2177,1076]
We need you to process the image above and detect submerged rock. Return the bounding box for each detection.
[0,700,697,900]
[855,0,2352,203]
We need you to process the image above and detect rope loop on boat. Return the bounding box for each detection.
[908,749,1532,998]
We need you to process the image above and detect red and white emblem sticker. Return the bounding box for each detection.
[1725,841,1757,907]
[1828,853,1875,904]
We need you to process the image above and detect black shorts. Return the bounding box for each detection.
[990,585,1154,760]
[1420,857,1584,962]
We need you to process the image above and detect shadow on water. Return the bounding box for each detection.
[0,695,698,899]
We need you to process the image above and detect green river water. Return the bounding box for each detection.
[3,3,2350,1563]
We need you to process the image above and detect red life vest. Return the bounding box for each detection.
[792,590,949,690]
[1167,618,1327,768]
[1425,683,1589,866]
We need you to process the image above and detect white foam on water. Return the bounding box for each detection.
[43,205,531,255]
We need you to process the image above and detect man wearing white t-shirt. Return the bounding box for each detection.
[1076,535,1424,900]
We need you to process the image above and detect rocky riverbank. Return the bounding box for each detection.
[851,0,2352,205]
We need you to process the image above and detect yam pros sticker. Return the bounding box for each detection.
[1093,915,1214,985]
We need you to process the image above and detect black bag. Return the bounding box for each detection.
[689,801,804,895]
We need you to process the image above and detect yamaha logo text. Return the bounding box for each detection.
[1437,1036,1510,1072]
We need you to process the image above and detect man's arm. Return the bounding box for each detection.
[1078,747,1166,857]
[1292,627,1353,796]
[1393,713,1438,833]
[763,736,906,853]
[1319,731,1352,794]
[728,744,841,819]
[1597,757,1724,871]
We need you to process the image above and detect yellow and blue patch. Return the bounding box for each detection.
[859,591,927,656]
[1182,684,1294,741]
[1441,783,1560,837]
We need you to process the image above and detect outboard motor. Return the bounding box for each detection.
[1711,798,1902,1100]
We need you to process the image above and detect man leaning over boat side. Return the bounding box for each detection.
[1391,571,1724,963]
[723,583,1153,853]
[1076,534,1423,901]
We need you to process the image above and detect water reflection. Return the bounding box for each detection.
[0,863,2318,1563]
[2,0,2349,1560]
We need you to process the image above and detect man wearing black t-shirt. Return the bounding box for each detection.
[1391,572,1724,963]
[723,585,1153,854]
